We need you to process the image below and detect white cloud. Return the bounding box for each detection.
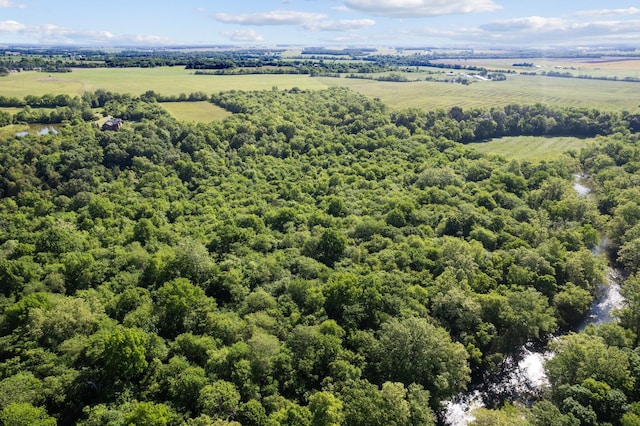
[128,34,171,44]
[397,13,640,47]
[220,29,265,42]
[473,16,640,46]
[305,19,375,31]
[212,9,375,36]
[480,16,567,32]
[0,0,26,8]
[0,20,27,33]
[574,7,640,17]
[0,20,173,45]
[0,20,114,43]
[213,10,327,26]
[342,0,501,17]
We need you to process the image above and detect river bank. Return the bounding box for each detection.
[444,173,626,425]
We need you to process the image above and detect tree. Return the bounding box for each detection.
[471,404,530,426]
[309,229,347,267]
[529,400,579,426]
[0,372,44,409]
[166,356,208,413]
[487,288,557,351]
[0,403,56,426]
[268,403,311,426]
[102,326,149,379]
[375,317,470,401]
[545,333,634,392]
[199,380,241,420]
[238,400,268,426]
[554,283,592,327]
[155,278,215,338]
[124,401,174,426]
[309,391,344,426]
[286,323,344,393]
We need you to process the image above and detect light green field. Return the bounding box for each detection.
[467,136,595,161]
[431,58,640,80]
[161,101,232,122]
[321,74,640,112]
[0,68,328,98]
[1,66,639,114]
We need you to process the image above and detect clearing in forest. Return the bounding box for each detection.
[467,135,596,161]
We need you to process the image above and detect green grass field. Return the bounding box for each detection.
[0,107,26,114]
[0,68,328,99]
[467,136,596,162]
[321,74,640,112]
[431,58,640,80]
[1,65,639,122]
[161,101,232,123]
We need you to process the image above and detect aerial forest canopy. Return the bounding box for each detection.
[1,86,640,425]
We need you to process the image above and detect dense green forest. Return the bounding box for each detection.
[1,86,640,425]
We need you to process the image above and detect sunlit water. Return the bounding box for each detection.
[444,174,625,425]
[573,174,591,196]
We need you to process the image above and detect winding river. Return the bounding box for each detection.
[444,175,626,425]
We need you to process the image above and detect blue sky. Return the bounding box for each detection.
[1,0,640,48]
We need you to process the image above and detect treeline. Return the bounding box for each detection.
[0,57,72,73]
[346,73,418,83]
[540,70,640,83]
[195,68,308,76]
[392,103,639,142]
[301,47,377,57]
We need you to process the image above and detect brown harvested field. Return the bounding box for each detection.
[431,57,640,79]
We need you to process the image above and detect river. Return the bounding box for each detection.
[444,175,625,425]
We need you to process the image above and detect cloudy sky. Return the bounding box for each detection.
[1,0,640,48]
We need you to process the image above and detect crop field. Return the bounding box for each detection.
[0,67,328,98]
[467,135,596,162]
[431,57,640,80]
[1,64,639,115]
[321,73,640,112]
[161,101,232,122]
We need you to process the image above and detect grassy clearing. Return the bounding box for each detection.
[0,107,25,114]
[467,136,596,162]
[161,101,231,122]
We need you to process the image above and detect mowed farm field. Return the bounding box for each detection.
[467,136,596,162]
[2,63,640,115]
[327,74,640,112]
[0,67,328,98]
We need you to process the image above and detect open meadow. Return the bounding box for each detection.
[467,135,596,162]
